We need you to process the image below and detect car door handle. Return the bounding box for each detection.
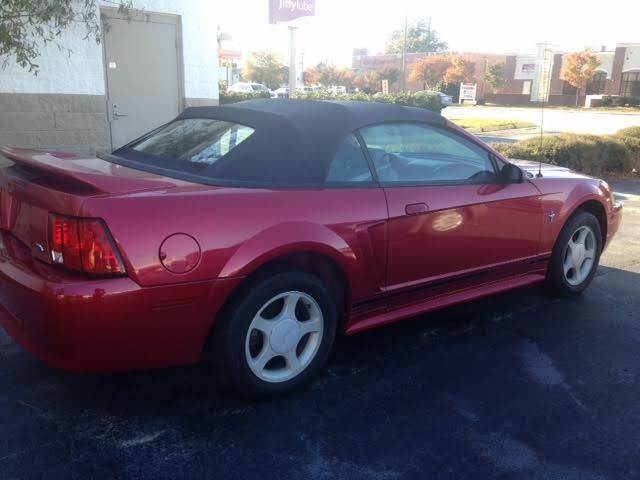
[405,203,429,215]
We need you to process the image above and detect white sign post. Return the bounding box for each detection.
[459,83,477,104]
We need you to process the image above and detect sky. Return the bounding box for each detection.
[215,0,640,67]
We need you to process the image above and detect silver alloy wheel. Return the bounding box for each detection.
[245,291,324,383]
[563,225,597,286]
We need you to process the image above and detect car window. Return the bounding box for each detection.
[131,118,254,165]
[325,134,373,183]
[359,123,497,185]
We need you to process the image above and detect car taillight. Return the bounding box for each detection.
[49,214,126,276]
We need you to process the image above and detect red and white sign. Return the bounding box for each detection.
[219,49,242,61]
[269,0,315,24]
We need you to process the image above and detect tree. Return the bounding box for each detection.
[354,71,380,93]
[1,0,131,73]
[408,55,450,90]
[305,63,354,88]
[485,62,507,91]
[385,19,447,54]
[335,68,355,89]
[243,52,287,89]
[444,56,475,85]
[561,49,601,106]
[379,67,400,85]
[303,67,319,86]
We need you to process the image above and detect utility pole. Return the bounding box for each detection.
[289,26,297,95]
[427,17,431,53]
[299,52,304,87]
[401,12,407,92]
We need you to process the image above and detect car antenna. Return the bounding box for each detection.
[537,88,544,178]
[536,43,555,178]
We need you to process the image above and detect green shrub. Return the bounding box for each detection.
[619,97,640,107]
[292,90,442,113]
[617,126,640,139]
[492,134,632,176]
[617,135,640,170]
[599,96,640,108]
[219,91,270,104]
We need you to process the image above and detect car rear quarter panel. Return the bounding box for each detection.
[81,187,389,303]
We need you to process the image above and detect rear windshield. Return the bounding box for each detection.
[107,111,336,186]
[130,118,254,165]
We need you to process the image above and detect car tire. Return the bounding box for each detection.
[208,271,337,398]
[545,211,602,297]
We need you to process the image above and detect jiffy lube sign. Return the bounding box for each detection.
[269,0,315,23]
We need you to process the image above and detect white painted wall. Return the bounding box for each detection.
[595,51,614,78]
[0,0,218,100]
[513,55,537,80]
[622,45,640,72]
[0,21,104,95]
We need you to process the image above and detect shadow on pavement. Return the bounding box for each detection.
[1,264,639,479]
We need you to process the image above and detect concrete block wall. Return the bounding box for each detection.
[0,93,110,153]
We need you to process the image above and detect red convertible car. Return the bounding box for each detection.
[0,100,622,396]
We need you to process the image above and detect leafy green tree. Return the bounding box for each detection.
[385,19,447,54]
[485,62,507,91]
[242,51,287,89]
[1,0,131,73]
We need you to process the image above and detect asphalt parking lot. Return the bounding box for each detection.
[1,179,639,480]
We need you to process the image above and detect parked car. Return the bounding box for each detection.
[328,85,347,95]
[227,82,271,95]
[0,100,622,397]
[298,86,322,94]
[272,87,289,99]
[436,91,453,107]
[417,90,453,107]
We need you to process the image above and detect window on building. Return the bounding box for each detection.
[620,71,640,98]
[586,71,607,95]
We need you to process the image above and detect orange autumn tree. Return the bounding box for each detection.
[444,56,476,85]
[354,70,381,93]
[408,55,450,90]
[561,49,601,106]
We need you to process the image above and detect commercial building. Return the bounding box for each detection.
[352,43,640,106]
[0,0,218,154]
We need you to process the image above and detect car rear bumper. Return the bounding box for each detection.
[0,232,241,372]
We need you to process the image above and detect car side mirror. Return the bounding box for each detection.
[501,163,523,183]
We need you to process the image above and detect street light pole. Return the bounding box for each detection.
[289,26,297,95]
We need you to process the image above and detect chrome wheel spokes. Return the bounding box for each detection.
[245,291,323,383]
[563,225,596,286]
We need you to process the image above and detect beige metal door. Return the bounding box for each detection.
[102,10,182,149]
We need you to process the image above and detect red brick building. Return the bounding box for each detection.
[352,43,640,106]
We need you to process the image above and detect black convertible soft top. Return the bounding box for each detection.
[113,99,445,186]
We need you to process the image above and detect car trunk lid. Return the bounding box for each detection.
[0,147,184,265]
